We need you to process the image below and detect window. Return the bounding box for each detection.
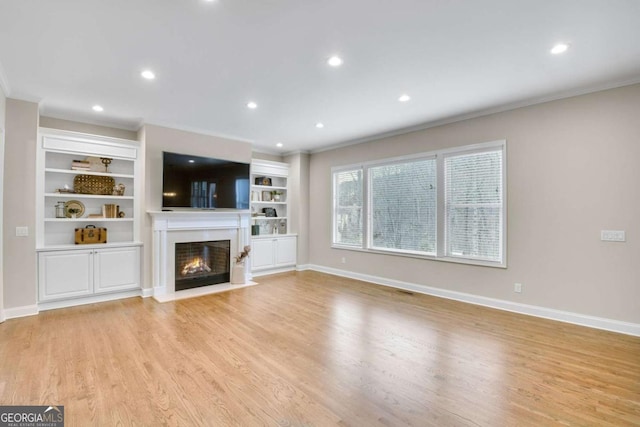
[369,158,436,254]
[444,150,503,262]
[333,168,363,246]
[332,141,506,267]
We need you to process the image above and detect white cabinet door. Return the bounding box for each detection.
[275,236,297,266]
[251,239,275,270]
[94,247,140,293]
[38,250,93,301]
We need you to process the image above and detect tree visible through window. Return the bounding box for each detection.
[370,159,436,254]
[334,169,363,246]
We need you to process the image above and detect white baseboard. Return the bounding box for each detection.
[251,266,297,277]
[141,288,154,298]
[38,290,143,312]
[4,304,39,320]
[308,264,640,337]
[296,264,312,271]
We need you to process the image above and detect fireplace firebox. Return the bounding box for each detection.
[175,240,230,291]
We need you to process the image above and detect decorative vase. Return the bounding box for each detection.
[231,263,246,284]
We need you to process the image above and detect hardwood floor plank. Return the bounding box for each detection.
[1,271,639,426]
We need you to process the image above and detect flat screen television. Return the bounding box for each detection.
[162,151,250,209]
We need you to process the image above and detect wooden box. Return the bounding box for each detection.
[74,225,107,244]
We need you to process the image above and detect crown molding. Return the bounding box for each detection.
[0,60,11,97]
[311,77,640,154]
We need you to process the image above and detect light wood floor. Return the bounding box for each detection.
[1,271,639,426]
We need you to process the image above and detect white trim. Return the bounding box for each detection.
[141,288,154,298]
[296,264,312,271]
[251,266,297,277]
[152,281,258,303]
[4,305,39,319]
[38,290,142,312]
[307,264,640,337]
[0,60,11,96]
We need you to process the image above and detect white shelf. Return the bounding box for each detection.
[252,216,287,220]
[45,193,134,200]
[252,201,287,205]
[252,185,287,191]
[36,241,143,252]
[45,168,134,179]
[45,218,134,222]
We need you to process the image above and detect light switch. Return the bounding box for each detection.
[601,230,626,242]
[15,226,29,237]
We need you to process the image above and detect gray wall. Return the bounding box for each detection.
[3,99,38,309]
[252,151,283,162]
[308,84,640,324]
[285,152,310,265]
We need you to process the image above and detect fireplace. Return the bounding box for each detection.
[175,240,230,291]
[148,211,252,302]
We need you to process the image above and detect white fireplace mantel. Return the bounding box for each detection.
[148,210,253,302]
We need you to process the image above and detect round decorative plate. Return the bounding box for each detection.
[64,200,85,218]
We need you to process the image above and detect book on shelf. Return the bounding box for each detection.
[71,160,91,171]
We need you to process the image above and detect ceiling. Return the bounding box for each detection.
[1,0,639,153]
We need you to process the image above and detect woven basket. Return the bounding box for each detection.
[73,174,115,195]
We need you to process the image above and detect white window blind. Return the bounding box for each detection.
[369,159,436,254]
[333,168,363,246]
[444,149,503,262]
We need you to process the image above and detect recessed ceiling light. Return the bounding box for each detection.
[92,105,104,112]
[188,159,195,163]
[327,56,343,67]
[276,142,284,148]
[550,43,569,55]
[247,101,258,109]
[315,122,324,128]
[398,94,411,102]
[141,70,156,80]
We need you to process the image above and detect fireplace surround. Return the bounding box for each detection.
[148,211,252,301]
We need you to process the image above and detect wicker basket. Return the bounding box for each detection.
[73,174,115,195]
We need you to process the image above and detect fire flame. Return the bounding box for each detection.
[181,257,212,276]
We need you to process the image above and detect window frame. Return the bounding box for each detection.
[331,140,507,268]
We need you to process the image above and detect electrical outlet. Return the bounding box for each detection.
[514,283,522,293]
[15,226,29,237]
[341,257,346,264]
[601,230,626,242]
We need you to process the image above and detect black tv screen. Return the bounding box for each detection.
[162,152,250,209]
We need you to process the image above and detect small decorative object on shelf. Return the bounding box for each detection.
[231,245,251,285]
[74,225,107,244]
[263,207,277,217]
[102,204,119,218]
[255,177,272,186]
[57,184,75,194]
[74,174,115,195]
[113,183,126,196]
[271,190,283,201]
[71,159,91,171]
[64,200,85,218]
[55,201,66,218]
[100,157,112,173]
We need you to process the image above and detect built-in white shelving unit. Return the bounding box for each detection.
[36,128,142,308]
[250,159,297,274]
